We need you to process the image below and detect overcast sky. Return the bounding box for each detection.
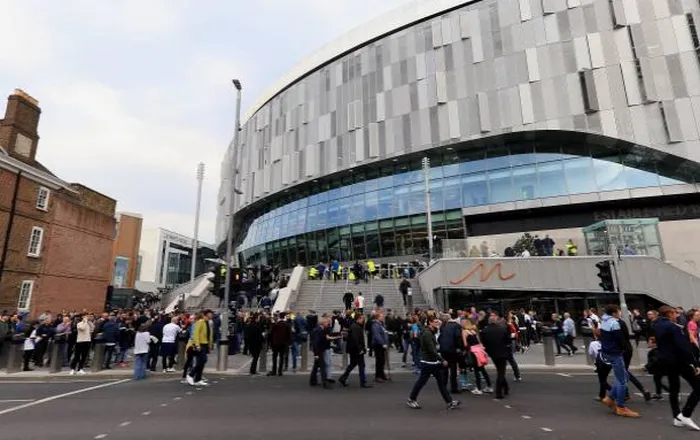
[0,0,414,243]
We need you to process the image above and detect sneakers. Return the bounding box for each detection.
[471,389,483,395]
[615,406,640,418]
[601,397,615,410]
[186,375,195,386]
[652,394,664,400]
[482,387,493,394]
[194,381,209,387]
[77,369,87,375]
[180,379,189,384]
[406,399,421,409]
[447,400,461,410]
[69,370,76,376]
[675,414,700,431]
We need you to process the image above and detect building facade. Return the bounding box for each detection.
[136,227,215,293]
[217,0,700,276]
[0,89,117,315]
[109,212,143,289]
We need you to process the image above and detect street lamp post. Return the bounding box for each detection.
[218,79,243,371]
[422,157,434,262]
[190,163,205,283]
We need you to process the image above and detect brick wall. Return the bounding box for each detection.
[110,214,142,288]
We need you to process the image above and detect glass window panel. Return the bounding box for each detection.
[366,233,380,258]
[315,202,327,230]
[430,166,443,179]
[393,169,412,186]
[443,176,461,210]
[564,157,597,194]
[462,173,489,206]
[306,204,318,232]
[327,188,341,201]
[327,229,340,260]
[537,160,568,198]
[327,202,341,227]
[380,229,396,257]
[624,166,660,188]
[411,214,427,225]
[365,191,378,221]
[336,197,350,223]
[593,158,627,192]
[365,178,379,192]
[510,152,538,166]
[488,169,513,204]
[350,194,365,223]
[307,233,318,264]
[377,188,393,219]
[379,219,393,229]
[394,217,410,227]
[394,185,410,216]
[443,163,460,177]
[430,178,444,211]
[395,228,413,256]
[512,164,539,200]
[316,232,328,263]
[352,231,366,259]
[316,191,329,204]
[659,174,683,186]
[445,210,462,221]
[409,183,426,214]
[351,181,366,195]
[406,169,423,184]
[411,224,428,256]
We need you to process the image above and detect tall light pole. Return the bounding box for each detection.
[422,157,434,262]
[218,78,243,371]
[190,162,205,282]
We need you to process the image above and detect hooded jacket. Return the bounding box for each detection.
[599,314,625,357]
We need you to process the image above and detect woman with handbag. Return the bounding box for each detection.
[463,319,492,394]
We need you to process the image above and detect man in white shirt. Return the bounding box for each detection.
[161,316,181,372]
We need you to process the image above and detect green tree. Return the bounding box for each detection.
[512,233,537,256]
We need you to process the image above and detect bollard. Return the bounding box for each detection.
[542,328,555,367]
[6,337,25,373]
[300,341,309,372]
[91,341,106,373]
[259,341,268,373]
[176,339,186,367]
[341,338,348,370]
[49,337,65,373]
[216,341,229,371]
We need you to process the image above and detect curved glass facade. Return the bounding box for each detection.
[238,141,691,267]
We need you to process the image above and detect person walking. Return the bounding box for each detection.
[654,305,700,430]
[338,314,372,388]
[70,314,94,375]
[310,316,332,389]
[371,312,390,382]
[187,310,213,387]
[480,315,511,399]
[406,316,460,410]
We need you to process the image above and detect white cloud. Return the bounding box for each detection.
[0,1,61,73]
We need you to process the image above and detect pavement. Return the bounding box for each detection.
[0,340,646,379]
[0,368,693,439]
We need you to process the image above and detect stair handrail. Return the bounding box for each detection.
[312,272,327,312]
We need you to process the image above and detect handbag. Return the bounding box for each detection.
[470,344,489,367]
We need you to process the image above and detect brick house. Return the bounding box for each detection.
[0,89,117,316]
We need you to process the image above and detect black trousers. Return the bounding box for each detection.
[249,348,261,374]
[182,349,195,378]
[441,352,461,392]
[70,342,90,371]
[190,345,209,382]
[339,352,367,385]
[493,358,509,398]
[271,345,286,375]
[409,363,452,403]
[23,350,33,371]
[660,362,700,418]
[373,344,387,380]
[310,353,329,385]
[104,345,115,368]
[148,343,161,371]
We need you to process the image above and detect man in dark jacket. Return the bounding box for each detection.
[406,317,460,410]
[268,313,292,376]
[481,316,511,399]
[310,316,332,389]
[438,311,465,393]
[342,292,354,311]
[338,314,372,388]
[101,316,119,369]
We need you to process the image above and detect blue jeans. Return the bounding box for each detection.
[134,353,148,380]
[608,354,628,407]
[411,340,422,372]
[291,341,300,370]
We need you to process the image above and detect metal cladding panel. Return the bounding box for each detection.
[217,0,700,245]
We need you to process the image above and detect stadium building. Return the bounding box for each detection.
[217,0,700,286]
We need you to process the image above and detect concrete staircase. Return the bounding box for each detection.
[291,277,427,315]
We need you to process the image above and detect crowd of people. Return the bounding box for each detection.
[3,299,700,430]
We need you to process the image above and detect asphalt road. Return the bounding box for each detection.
[0,371,693,440]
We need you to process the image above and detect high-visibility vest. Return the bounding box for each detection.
[367,260,376,272]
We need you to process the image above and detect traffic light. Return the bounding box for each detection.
[596,260,615,292]
[209,264,224,299]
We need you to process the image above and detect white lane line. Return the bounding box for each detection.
[94,435,108,439]
[0,379,130,416]
[173,397,181,401]
[213,381,219,384]
[556,373,572,378]
[0,399,35,403]
[118,421,131,427]
[504,405,512,409]
[541,427,553,432]
[522,415,532,420]
[142,411,151,416]
[186,391,193,395]
[160,403,168,407]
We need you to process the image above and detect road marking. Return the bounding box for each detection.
[118,421,131,427]
[556,373,572,378]
[94,435,108,439]
[541,427,553,432]
[504,405,512,409]
[186,391,193,395]
[160,403,168,407]
[173,397,181,401]
[0,399,35,403]
[522,415,532,420]
[142,411,151,416]
[213,381,219,384]
[0,379,130,416]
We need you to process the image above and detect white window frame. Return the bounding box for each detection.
[27,227,44,257]
[36,186,50,211]
[17,280,33,311]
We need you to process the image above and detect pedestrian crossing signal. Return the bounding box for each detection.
[596,260,615,292]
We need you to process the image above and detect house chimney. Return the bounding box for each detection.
[0,89,41,163]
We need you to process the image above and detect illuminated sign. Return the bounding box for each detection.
[449,262,516,284]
